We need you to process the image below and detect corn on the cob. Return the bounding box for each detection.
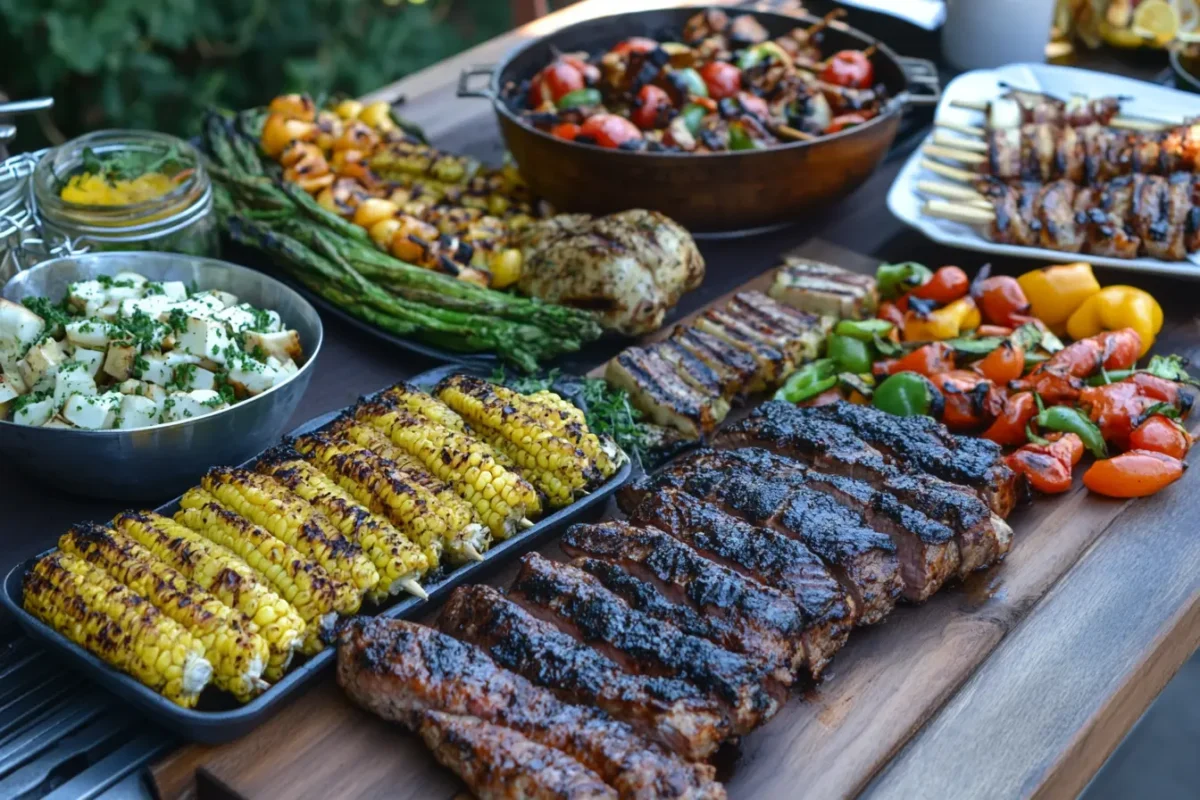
[24,552,212,707]
[354,397,538,539]
[329,415,517,473]
[521,390,621,479]
[435,375,600,490]
[59,523,270,701]
[368,139,479,185]
[258,453,431,601]
[201,467,379,596]
[113,511,304,680]
[295,433,489,564]
[471,425,575,509]
[376,383,465,431]
[176,490,351,654]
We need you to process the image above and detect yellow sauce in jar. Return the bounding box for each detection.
[60,171,177,206]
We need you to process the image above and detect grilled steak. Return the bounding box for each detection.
[337,617,722,800]
[560,522,806,685]
[417,710,617,800]
[509,553,781,734]
[439,585,730,762]
[627,487,852,675]
[715,403,1014,573]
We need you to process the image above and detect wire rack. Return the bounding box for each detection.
[0,149,87,284]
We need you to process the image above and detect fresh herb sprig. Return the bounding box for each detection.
[79,144,183,187]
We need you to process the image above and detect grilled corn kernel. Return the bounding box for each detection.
[25,552,211,707]
[201,468,379,596]
[521,390,619,478]
[435,374,600,489]
[176,491,350,654]
[259,456,431,601]
[295,433,488,565]
[471,426,575,509]
[59,523,270,701]
[354,397,537,539]
[377,383,465,431]
[112,511,304,680]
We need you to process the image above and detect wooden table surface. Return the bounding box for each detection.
[3,2,1197,799]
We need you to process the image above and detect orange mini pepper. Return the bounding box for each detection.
[1083,450,1185,498]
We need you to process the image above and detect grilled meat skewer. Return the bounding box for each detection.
[950,91,1149,131]
[560,522,808,686]
[626,488,854,676]
[439,585,732,761]
[337,618,723,800]
[509,553,781,735]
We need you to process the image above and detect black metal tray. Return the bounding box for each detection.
[0,365,629,744]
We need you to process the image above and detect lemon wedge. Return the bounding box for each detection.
[1132,0,1180,46]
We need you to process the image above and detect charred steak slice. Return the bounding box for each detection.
[509,553,781,735]
[560,522,806,686]
[627,487,853,676]
[712,416,1012,575]
[336,617,722,800]
[439,585,730,762]
[417,710,617,800]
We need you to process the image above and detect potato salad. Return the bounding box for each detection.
[0,271,304,430]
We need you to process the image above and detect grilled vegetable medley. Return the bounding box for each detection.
[0,271,303,430]
[23,377,621,706]
[516,9,887,152]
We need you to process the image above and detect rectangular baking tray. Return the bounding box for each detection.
[0,364,630,743]
[886,62,1200,279]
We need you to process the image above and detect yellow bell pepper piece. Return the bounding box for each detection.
[1017,262,1101,331]
[1065,285,1162,356]
[903,296,981,342]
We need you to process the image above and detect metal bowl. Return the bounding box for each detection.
[1,252,323,501]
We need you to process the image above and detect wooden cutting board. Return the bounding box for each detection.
[151,239,1200,800]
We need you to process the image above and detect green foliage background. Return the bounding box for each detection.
[0,0,511,151]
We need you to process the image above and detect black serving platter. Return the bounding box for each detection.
[0,364,629,744]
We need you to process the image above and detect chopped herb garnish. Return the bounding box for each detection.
[79,144,182,187]
[21,296,75,337]
[144,282,165,296]
[131,354,149,379]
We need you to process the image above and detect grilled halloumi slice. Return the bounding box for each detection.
[650,340,729,402]
[769,258,878,320]
[729,291,833,362]
[670,326,759,398]
[694,309,792,390]
[605,346,728,439]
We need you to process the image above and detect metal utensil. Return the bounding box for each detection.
[0,252,323,502]
[0,98,54,117]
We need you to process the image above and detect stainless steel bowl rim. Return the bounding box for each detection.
[0,251,324,437]
[472,7,918,160]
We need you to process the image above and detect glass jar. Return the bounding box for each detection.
[30,130,218,259]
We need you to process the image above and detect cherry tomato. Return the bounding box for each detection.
[929,369,1004,432]
[874,342,955,378]
[800,388,843,407]
[976,341,1025,384]
[529,61,585,106]
[578,113,643,148]
[910,266,970,305]
[560,54,600,85]
[826,112,869,133]
[981,391,1038,446]
[1129,415,1193,459]
[613,37,659,56]
[1083,450,1186,498]
[699,62,742,100]
[549,122,581,141]
[631,84,673,130]
[736,91,769,118]
[972,275,1032,327]
[820,50,875,89]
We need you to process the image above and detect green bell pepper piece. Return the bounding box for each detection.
[736,41,790,70]
[680,103,708,134]
[728,122,762,151]
[873,371,944,418]
[833,318,893,342]
[774,358,836,403]
[876,262,933,300]
[557,88,602,109]
[673,67,708,98]
[827,334,874,375]
[1034,405,1107,458]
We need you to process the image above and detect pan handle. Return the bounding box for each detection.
[896,56,941,108]
[457,65,497,100]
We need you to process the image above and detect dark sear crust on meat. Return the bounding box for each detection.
[439,585,731,762]
[560,522,806,686]
[510,553,781,735]
[416,710,618,800]
[336,618,722,800]
[628,487,853,676]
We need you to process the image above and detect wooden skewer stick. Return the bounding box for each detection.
[519,518,535,530]
[950,98,1174,132]
[463,543,486,562]
[931,131,988,153]
[922,144,987,165]
[920,158,978,184]
[950,99,989,113]
[923,199,995,225]
[399,578,429,600]
[936,120,986,138]
[777,124,816,141]
[916,180,992,209]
